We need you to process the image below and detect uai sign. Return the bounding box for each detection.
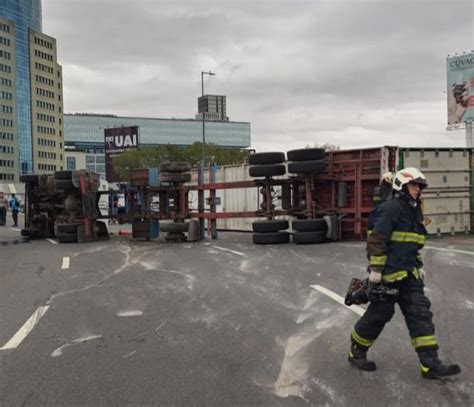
[104,126,139,182]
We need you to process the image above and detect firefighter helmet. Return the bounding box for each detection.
[393,167,428,191]
[382,172,394,184]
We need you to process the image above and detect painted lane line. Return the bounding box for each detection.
[212,245,245,256]
[0,306,50,350]
[10,228,21,232]
[61,257,70,270]
[46,238,58,245]
[310,284,365,316]
[425,246,474,256]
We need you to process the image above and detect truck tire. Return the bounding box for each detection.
[54,170,73,180]
[55,179,75,191]
[288,160,325,174]
[292,231,327,244]
[21,228,40,238]
[253,231,290,245]
[160,172,192,183]
[57,223,81,234]
[248,152,285,165]
[19,174,39,184]
[165,232,186,242]
[57,232,78,243]
[292,219,328,232]
[249,164,286,178]
[287,148,325,162]
[160,222,190,233]
[252,220,289,233]
[159,162,192,173]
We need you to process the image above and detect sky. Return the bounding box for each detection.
[42,0,473,152]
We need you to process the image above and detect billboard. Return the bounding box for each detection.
[447,53,474,125]
[104,126,139,182]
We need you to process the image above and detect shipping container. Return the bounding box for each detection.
[399,148,473,235]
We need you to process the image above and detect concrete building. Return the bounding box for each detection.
[0,0,64,183]
[64,113,251,179]
[196,95,228,121]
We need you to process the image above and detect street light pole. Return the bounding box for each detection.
[201,71,215,165]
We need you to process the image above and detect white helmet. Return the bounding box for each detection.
[382,171,393,184]
[393,167,428,191]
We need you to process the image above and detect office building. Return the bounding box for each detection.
[196,95,228,121]
[64,113,251,179]
[0,0,64,182]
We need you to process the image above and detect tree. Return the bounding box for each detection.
[112,143,249,180]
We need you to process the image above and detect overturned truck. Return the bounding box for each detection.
[20,170,109,243]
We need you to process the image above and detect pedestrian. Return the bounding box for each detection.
[348,167,461,379]
[0,192,7,226]
[9,193,20,227]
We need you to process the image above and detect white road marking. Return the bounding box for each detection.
[46,238,58,245]
[0,306,50,350]
[61,257,70,270]
[212,245,245,256]
[310,284,365,316]
[10,228,21,232]
[425,246,474,256]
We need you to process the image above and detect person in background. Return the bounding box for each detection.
[9,193,20,227]
[0,192,7,226]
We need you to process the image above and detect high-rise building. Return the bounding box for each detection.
[0,0,64,182]
[196,95,228,121]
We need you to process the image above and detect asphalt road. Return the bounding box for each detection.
[0,224,473,407]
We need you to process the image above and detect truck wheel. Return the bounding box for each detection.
[249,164,286,178]
[54,170,73,180]
[292,231,327,244]
[288,160,325,174]
[159,162,192,173]
[57,232,78,243]
[292,219,328,232]
[252,220,289,233]
[21,228,40,238]
[160,172,192,183]
[287,148,325,162]
[253,231,290,245]
[248,152,285,165]
[160,222,190,233]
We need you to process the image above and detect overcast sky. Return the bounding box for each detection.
[42,0,473,151]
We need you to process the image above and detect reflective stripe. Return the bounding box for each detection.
[411,335,438,349]
[420,364,430,373]
[391,231,425,245]
[382,271,408,283]
[351,330,374,348]
[349,351,354,358]
[412,268,420,279]
[370,255,387,266]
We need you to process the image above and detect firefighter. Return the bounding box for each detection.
[373,171,394,207]
[367,171,394,235]
[348,167,461,379]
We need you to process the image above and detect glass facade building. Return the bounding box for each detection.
[1,0,42,173]
[65,114,251,150]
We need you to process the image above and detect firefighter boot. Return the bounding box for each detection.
[418,349,461,380]
[348,343,376,371]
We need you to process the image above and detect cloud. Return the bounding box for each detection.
[42,0,474,151]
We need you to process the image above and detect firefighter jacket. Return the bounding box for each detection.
[367,192,426,283]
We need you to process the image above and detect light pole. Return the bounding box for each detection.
[201,71,215,165]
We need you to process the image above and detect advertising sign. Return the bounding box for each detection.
[104,126,139,182]
[447,53,474,125]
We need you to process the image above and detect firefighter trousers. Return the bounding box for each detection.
[351,272,439,363]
